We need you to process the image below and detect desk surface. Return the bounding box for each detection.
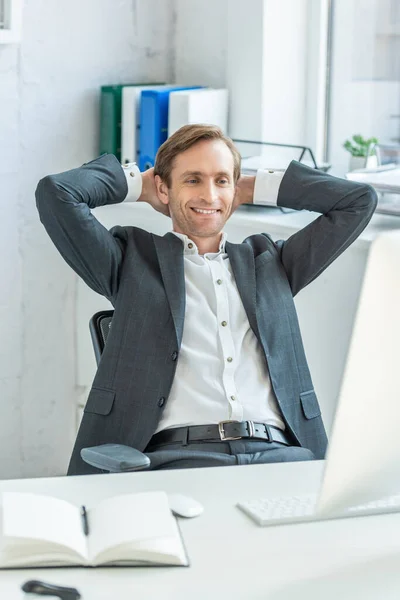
[347,167,400,195]
[1,461,400,600]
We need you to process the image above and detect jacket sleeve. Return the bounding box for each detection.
[36,154,130,302]
[269,160,378,296]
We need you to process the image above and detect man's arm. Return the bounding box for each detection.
[234,161,378,296]
[36,154,161,301]
[272,161,377,295]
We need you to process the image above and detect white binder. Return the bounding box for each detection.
[121,84,171,165]
[168,88,229,137]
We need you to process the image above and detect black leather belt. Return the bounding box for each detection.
[148,421,291,447]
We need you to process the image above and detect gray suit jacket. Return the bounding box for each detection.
[35,154,377,475]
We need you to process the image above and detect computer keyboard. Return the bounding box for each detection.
[347,494,400,513]
[237,493,400,527]
[237,494,317,526]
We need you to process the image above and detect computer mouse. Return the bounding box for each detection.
[168,493,204,518]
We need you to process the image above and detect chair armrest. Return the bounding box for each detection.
[80,444,151,473]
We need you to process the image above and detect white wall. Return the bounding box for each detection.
[174,0,228,87]
[0,0,174,479]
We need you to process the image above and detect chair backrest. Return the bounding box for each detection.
[89,310,115,366]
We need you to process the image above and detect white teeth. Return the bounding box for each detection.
[192,208,218,214]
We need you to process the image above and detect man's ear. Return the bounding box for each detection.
[155,175,170,206]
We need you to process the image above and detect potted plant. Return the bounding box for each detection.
[343,134,378,171]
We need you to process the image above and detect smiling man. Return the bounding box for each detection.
[153,131,241,254]
[36,124,377,475]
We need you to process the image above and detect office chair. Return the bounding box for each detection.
[89,310,114,366]
[80,310,151,473]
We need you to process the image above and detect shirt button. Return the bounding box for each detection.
[216,279,223,285]
[206,256,211,260]
[158,397,166,407]
[171,351,178,361]
[230,395,236,401]
[268,170,274,174]
[227,357,233,363]
[188,243,193,249]
[221,321,227,327]
[129,171,135,177]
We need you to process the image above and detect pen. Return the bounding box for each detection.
[80,505,89,536]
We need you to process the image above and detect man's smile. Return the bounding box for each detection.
[190,208,221,214]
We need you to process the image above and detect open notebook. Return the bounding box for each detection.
[0,491,188,568]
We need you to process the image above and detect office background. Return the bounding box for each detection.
[0,0,399,479]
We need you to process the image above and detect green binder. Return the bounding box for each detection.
[99,83,164,161]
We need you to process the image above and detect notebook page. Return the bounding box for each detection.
[2,492,87,561]
[95,537,187,566]
[88,491,179,563]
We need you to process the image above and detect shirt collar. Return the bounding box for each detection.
[172,231,228,255]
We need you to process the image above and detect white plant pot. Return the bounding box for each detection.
[349,156,366,171]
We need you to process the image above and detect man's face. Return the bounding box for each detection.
[158,139,236,239]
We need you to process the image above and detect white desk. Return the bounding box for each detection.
[347,169,400,216]
[347,167,400,195]
[2,462,400,600]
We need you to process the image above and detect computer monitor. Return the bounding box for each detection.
[317,230,400,516]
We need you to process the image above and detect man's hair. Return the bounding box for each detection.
[154,124,241,188]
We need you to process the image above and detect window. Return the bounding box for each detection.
[0,0,22,43]
[0,0,6,29]
[353,0,400,82]
[328,0,400,175]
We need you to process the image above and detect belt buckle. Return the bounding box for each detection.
[218,420,242,441]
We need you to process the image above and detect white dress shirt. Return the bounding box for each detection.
[121,163,286,432]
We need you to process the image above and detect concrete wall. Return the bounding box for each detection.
[0,0,174,478]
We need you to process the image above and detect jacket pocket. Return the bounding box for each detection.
[255,250,274,270]
[84,387,115,416]
[300,390,321,419]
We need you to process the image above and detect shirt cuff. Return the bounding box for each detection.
[121,162,142,202]
[253,169,285,206]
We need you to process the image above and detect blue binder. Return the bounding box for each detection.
[139,86,202,170]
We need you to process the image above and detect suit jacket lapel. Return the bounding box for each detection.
[153,232,186,347]
[226,241,260,343]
